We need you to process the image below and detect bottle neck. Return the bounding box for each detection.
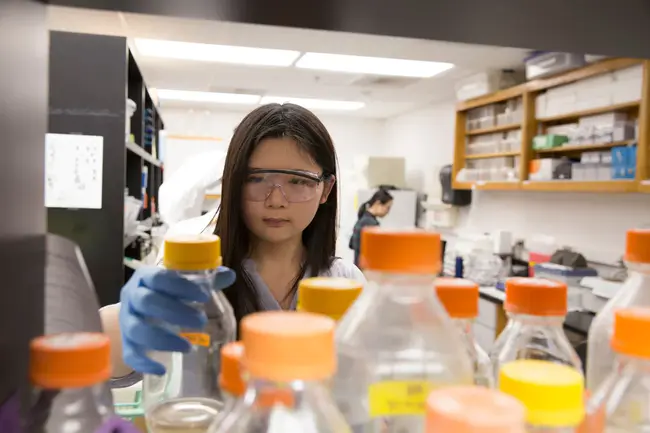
[507,312,565,327]
[31,384,111,430]
[365,271,437,297]
[243,377,333,409]
[626,261,650,277]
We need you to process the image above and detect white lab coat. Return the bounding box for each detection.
[158,151,227,225]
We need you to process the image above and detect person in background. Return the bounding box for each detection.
[349,188,393,267]
[101,103,365,378]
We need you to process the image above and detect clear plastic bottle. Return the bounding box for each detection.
[490,277,582,384]
[586,308,650,432]
[426,386,526,433]
[208,311,351,433]
[143,235,236,419]
[334,228,473,433]
[28,332,135,432]
[587,229,650,392]
[297,277,363,321]
[435,278,493,387]
[499,359,585,432]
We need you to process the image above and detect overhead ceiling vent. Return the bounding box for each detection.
[352,75,421,89]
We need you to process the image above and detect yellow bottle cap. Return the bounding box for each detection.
[499,360,584,428]
[163,234,222,271]
[297,277,363,320]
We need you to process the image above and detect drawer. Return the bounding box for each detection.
[477,297,498,328]
[473,322,496,353]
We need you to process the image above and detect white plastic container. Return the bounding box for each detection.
[126,99,137,142]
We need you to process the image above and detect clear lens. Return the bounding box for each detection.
[244,170,324,203]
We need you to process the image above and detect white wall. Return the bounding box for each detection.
[383,104,650,264]
[161,108,385,261]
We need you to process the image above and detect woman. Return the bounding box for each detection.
[349,188,393,267]
[104,103,365,376]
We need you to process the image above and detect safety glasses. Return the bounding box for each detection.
[244,169,333,203]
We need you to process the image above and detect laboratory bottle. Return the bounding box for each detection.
[586,228,650,392]
[297,277,363,321]
[28,332,137,432]
[143,234,236,409]
[435,277,493,387]
[586,307,650,432]
[426,386,526,433]
[208,311,351,433]
[334,228,473,433]
[490,277,582,384]
[218,341,245,407]
[499,359,585,432]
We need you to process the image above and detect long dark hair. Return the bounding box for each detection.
[357,188,394,219]
[215,103,339,324]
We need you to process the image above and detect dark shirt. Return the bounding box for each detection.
[349,211,380,267]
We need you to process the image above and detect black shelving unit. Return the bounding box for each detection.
[48,31,164,307]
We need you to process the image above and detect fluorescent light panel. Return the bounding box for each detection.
[156,89,260,105]
[134,38,301,67]
[296,52,454,78]
[260,96,364,111]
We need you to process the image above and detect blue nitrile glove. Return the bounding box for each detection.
[119,266,236,375]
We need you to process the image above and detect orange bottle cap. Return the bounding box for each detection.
[164,234,222,271]
[504,277,567,316]
[219,341,246,397]
[611,308,650,358]
[426,386,526,433]
[30,332,111,389]
[625,229,650,264]
[435,278,479,318]
[360,227,441,274]
[241,311,336,382]
[298,277,363,320]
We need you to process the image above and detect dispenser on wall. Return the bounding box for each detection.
[439,165,472,206]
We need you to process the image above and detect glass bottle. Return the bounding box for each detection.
[334,228,473,433]
[297,277,363,321]
[499,359,585,432]
[28,332,136,432]
[426,386,526,433]
[208,311,351,433]
[219,341,245,408]
[586,307,650,432]
[490,277,582,385]
[587,229,650,392]
[143,235,236,422]
[435,277,493,387]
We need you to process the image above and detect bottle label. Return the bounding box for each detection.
[368,381,432,417]
[180,332,211,347]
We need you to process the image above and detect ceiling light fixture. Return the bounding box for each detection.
[295,52,454,78]
[260,96,365,111]
[134,38,301,67]
[156,89,261,105]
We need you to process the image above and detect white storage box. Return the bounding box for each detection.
[455,70,523,101]
[526,52,586,80]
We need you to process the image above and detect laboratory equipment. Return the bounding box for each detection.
[465,235,502,287]
[587,229,650,392]
[208,311,351,433]
[500,359,585,432]
[334,228,473,432]
[297,277,363,320]
[490,278,582,384]
[28,332,135,432]
[143,234,236,411]
[435,278,493,387]
[586,308,650,432]
[426,386,526,433]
